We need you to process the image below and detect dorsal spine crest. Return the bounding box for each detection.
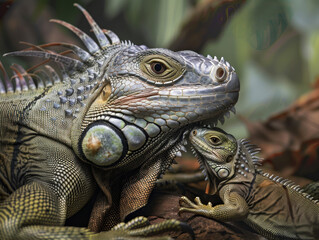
[239,138,319,205]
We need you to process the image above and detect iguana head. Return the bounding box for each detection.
[4,3,239,171]
[189,127,238,194]
[189,127,238,181]
[76,46,239,170]
[189,127,262,194]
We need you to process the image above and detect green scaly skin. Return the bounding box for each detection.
[180,127,319,240]
[0,4,239,240]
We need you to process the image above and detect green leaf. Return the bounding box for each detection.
[248,0,289,50]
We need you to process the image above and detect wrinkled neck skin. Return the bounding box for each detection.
[111,126,189,177]
[90,125,190,223]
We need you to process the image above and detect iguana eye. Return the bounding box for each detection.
[150,62,166,74]
[209,136,221,145]
[140,55,185,84]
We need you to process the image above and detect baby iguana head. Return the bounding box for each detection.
[189,127,238,193]
[189,127,262,194]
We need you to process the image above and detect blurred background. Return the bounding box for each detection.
[1,0,319,180]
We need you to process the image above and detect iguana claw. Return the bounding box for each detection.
[179,196,215,217]
[91,216,194,240]
[111,216,150,231]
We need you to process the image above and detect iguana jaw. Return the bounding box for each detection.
[198,151,220,195]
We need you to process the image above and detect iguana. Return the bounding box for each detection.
[179,127,319,240]
[0,3,240,240]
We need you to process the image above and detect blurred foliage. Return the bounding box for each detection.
[104,0,191,47]
[202,0,319,137]
[1,0,319,138]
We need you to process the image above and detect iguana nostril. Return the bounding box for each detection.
[216,67,226,82]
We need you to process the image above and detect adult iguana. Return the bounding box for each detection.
[179,127,319,240]
[0,3,240,240]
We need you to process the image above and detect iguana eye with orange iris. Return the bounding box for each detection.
[150,62,166,74]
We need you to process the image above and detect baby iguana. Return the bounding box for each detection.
[179,127,319,240]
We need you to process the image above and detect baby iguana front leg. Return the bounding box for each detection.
[179,186,248,222]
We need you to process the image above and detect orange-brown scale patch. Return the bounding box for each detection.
[258,179,275,188]
[86,135,102,155]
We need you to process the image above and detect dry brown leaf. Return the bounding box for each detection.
[242,84,319,179]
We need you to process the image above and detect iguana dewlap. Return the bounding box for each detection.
[180,127,319,240]
[0,4,239,240]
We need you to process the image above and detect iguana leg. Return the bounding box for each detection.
[0,181,94,240]
[179,192,249,222]
[0,182,193,240]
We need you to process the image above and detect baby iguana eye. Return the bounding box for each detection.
[209,136,221,145]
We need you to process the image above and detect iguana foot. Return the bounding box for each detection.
[91,216,194,240]
[179,196,213,216]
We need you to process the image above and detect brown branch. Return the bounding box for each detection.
[143,190,263,240]
[169,0,246,52]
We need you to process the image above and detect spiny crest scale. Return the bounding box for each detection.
[1,3,122,94]
[239,139,263,166]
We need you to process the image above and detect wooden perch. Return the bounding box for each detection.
[169,0,246,52]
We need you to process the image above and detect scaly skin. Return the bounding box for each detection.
[0,4,239,240]
[180,127,319,240]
